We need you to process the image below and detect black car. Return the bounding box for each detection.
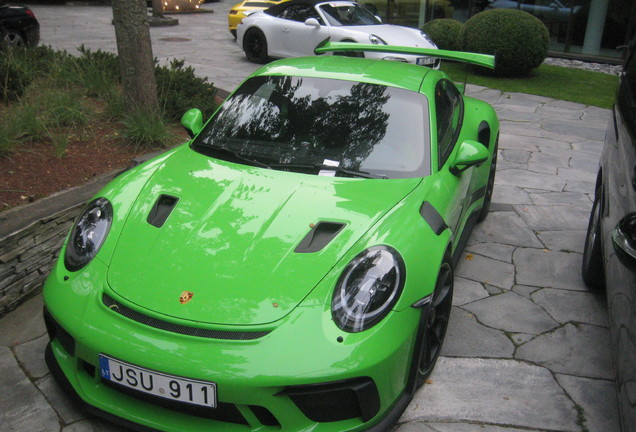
[0,2,39,48]
[582,40,636,432]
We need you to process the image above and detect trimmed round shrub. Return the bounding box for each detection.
[460,9,549,77]
[421,19,464,51]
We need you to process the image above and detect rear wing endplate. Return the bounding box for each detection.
[314,39,495,69]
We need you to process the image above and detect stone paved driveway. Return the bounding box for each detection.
[0,3,620,431]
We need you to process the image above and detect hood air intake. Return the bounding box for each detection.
[295,222,346,253]
[147,194,179,228]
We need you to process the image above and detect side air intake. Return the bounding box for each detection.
[295,222,346,253]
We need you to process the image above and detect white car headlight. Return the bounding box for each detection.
[420,31,437,48]
[331,246,405,333]
[369,34,387,45]
[64,198,113,271]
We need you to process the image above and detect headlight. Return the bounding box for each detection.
[64,198,113,272]
[420,31,437,48]
[369,34,387,45]
[331,246,405,333]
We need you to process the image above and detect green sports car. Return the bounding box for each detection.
[43,43,498,431]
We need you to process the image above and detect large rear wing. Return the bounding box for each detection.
[314,39,495,69]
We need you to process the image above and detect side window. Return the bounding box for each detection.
[435,79,464,168]
[279,5,320,22]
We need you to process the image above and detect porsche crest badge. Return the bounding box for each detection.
[179,291,194,304]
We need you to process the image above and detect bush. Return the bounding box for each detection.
[0,46,68,102]
[460,9,549,77]
[155,59,217,122]
[421,19,463,51]
[120,108,174,150]
[61,46,120,97]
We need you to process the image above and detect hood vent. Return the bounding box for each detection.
[147,194,179,228]
[295,222,346,253]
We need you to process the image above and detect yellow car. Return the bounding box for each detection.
[228,0,287,38]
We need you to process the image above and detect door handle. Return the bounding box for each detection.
[282,28,290,33]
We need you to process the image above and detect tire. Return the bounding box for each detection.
[243,28,269,64]
[415,259,453,388]
[2,28,26,48]
[477,135,498,222]
[582,182,605,289]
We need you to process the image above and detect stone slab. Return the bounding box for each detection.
[0,347,60,432]
[401,357,579,431]
[514,204,590,231]
[13,334,50,380]
[556,374,620,432]
[516,323,615,379]
[442,308,514,358]
[462,291,558,335]
[514,248,587,291]
[531,288,609,326]
[468,212,542,248]
[452,277,489,306]
[455,253,515,290]
[0,294,47,347]
[536,230,587,254]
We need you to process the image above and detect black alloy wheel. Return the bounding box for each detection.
[243,28,269,64]
[416,260,453,387]
[582,182,605,288]
[2,28,25,48]
[477,135,498,222]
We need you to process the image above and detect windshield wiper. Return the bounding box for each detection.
[193,144,271,169]
[269,162,387,179]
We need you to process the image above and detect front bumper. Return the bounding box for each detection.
[43,259,421,432]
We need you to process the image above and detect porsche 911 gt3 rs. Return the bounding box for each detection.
[44,43,498,432]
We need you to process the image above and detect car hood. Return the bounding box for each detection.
[106,147,421,326]
[344,25,436,49]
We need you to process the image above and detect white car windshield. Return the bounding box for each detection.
[319,3,381,26]
[193,75,430,179]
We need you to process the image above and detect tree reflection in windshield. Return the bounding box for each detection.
[195,75,429,179]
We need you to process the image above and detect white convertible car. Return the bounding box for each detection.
[237,0,439,66]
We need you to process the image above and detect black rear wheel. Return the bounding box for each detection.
[477,135,498,222]
[416,259,453,387]
[243,28,269,64]
[582,182,605,289]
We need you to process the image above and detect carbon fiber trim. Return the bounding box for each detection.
[102,294,270,341]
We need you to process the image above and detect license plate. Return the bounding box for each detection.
[417,57,436,66]
[99,354,217,408]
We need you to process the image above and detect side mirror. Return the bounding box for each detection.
[304,17,321,28]
[375,15,382,23]
[450,140,490,175]
[181,108,203,139]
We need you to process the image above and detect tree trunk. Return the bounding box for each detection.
[111,0,159,115]
[151,0,164,18]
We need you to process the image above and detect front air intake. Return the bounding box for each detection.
[294,222,346,253]
[147,194,179,228]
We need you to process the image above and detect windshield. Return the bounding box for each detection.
[193,75,430,179]
[319,3,381,26]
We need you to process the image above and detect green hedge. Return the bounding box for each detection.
[421,19,463,51]
[460,9,549,77]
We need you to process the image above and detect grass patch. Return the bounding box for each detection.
[120,109,175,151]
[0,45,218,158]
[441,61,619,109]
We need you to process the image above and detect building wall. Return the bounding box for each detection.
[372,0,634,61]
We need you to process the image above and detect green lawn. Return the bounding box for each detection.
[440,62,620,109]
